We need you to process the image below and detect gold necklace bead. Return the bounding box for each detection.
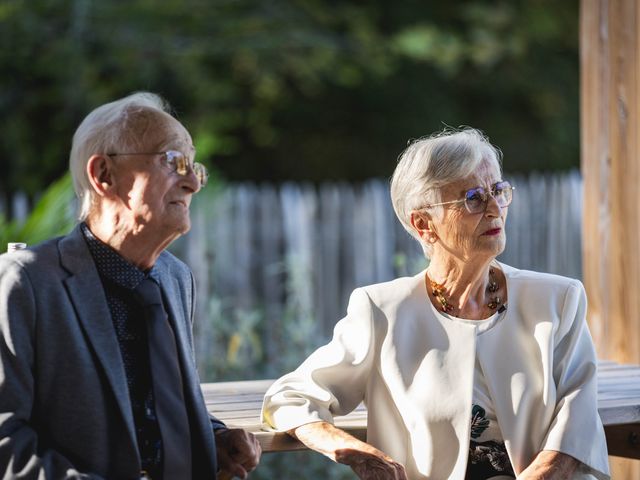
[428,269,502,314]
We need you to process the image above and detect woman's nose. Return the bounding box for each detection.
[484,194,502,216]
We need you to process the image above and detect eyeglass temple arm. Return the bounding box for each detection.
[423,198,467,209]
[422,184,514,210]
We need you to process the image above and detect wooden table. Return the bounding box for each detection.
[202,361,640,459]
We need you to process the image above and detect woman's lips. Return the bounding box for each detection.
[483,228,502,236]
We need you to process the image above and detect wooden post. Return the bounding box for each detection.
[581,0,640,363]
[581,0,640,477]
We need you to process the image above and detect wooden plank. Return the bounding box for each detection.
[252,426,368,453]
[581,0,640,364]
[258,184,285,369]
[580,0,611,359]
[581,0,640,473]
[203,362,640,460]
[605,424,640,459]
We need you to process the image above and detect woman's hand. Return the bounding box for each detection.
[517,450,580,479]
[291,421,407,480]
[334,447,408,480]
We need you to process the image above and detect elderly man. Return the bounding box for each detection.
[0,92,261,479]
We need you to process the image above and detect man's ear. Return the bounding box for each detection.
[86,154,114,197]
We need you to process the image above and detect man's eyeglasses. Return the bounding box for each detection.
[107,150,209,188]
[422,180,515,214]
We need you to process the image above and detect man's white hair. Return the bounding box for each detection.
[69,92,172,221]
[390,127,503,255]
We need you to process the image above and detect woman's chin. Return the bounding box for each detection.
[475,238,506,257]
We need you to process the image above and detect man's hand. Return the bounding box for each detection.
[215,428,261,479]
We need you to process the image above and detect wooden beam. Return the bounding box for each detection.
[605,423,640,459]
[581,0,640,364]
[581,0,640,477]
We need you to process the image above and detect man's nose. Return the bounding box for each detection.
[180,167,201,194]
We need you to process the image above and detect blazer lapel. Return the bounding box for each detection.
[151,258,195,377]
[58,226,136,443]
[154,257,217,475]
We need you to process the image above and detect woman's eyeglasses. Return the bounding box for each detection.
[422,181,514,214]
[107,150,209,188]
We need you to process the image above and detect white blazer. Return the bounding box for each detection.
[262,263,610,479]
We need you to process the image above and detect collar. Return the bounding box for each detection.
[80,222,155,290]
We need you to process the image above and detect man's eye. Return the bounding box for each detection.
[174,155,188,175]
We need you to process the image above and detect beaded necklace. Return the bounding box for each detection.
[428,268,502,313]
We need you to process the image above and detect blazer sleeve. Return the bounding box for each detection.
[261,288,375,431]
[541,280,610,479]
[0,255,103,479]
[186,268,225,431]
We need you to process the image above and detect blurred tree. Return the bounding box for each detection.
[0,174,75,250]
[0,0,578,210]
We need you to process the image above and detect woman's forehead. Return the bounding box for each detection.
[456,160,501,188]
[434,164,499,199]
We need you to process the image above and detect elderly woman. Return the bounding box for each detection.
[261,128,610,480]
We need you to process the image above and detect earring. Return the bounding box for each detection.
[428,233,438,243]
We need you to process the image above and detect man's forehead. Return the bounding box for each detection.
[161,132,195,152]
[127,108,193,151]
[126,107,165,135]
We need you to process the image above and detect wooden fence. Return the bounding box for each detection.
[2,171,584,363]
[170,170,583,346]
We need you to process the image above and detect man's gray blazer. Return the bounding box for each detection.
[0,225,219,479]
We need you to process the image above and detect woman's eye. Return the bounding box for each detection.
[468,192,483,202]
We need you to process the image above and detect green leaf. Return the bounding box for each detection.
[1,174,75,251]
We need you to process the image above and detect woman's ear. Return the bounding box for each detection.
[86,154,114,197]
[410,210,438,244]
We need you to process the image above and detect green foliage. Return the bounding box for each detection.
[196,259,323,381]
[0,174,75,251]
[1,0,579,202]
[199,296,266,380]
[194,253,359,478]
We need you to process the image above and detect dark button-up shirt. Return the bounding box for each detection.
[81,223,163,479]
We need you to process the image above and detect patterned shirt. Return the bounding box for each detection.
[466,313,515,479]
[81,223,163,479]
[438,308,516,479]
[467,404,515,479]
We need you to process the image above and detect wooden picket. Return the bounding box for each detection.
[174,172,584,344]
[2,172,588,348]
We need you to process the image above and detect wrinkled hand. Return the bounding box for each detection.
[335,448,408,480]
[516,450,580,480]
[215,428,261,479]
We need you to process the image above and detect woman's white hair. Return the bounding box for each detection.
[390,127,503,253]
[69,91,173,221]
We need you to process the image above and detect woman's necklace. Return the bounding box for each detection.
[428,268,502,314]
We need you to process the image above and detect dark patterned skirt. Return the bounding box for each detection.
[466,440,515,479]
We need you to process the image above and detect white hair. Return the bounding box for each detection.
[69,92,173,221]
[390,127,503,254]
